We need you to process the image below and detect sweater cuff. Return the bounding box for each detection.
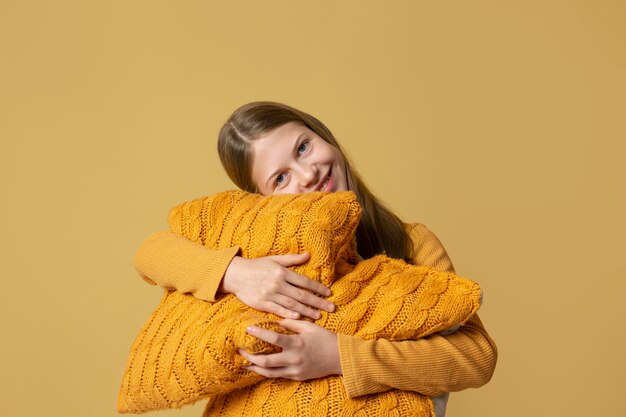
[191,246,240,301]
[134,231,241,302]
[338,333,380,398]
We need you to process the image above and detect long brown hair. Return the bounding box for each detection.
[217,101,414,262]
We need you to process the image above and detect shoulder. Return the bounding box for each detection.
[404,223,441,247]
[404,223,456,273]
[405,222,429,237]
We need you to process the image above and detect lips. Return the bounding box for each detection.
[317,168,334,192]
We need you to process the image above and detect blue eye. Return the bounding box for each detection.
[297,142,308,154]
[276,173,286,184]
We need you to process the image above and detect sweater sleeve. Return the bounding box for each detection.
[134,230,240,302]
[337,223,498,397]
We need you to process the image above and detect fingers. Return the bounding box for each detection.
[277,318,314,333]
[240,328,302,376]
[270,275,335,319]
[265,252,332,298]
[239,349,281,369]
[271,294,320,320]
[260,286,328,319]
[240,358,302,380]
[269,252,310,267]
[246,326,300,349]
[240,323,339,381]
[241,363,286,378]
[266,253,335,317]
[240,360,308,381]
[281,281,334,312]
[229,253,334,319]
[285,271,332,298]
[261,301,301,319]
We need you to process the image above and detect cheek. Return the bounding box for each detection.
[333,151,347,173]
[328,147,343,164]
[333,159,349,191]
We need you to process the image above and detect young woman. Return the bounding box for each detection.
[134,102,497,416]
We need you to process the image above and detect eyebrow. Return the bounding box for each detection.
[264,131,308,189]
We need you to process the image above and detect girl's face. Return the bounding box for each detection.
[250,122,348,196]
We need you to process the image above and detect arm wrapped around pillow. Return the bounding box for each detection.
[117,191,482,416]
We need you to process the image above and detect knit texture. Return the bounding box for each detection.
[117,190,482,416]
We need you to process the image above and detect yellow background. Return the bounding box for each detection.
[1,1,625,416]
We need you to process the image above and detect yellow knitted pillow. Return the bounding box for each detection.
[118,191,360,413]
[117,191,482,416]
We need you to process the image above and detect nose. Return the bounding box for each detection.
[296,163,319,191]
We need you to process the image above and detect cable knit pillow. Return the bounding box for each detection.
[117,191,482,416]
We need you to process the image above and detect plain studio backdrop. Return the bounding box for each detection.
[1,1,624,416]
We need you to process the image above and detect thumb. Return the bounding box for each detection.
[278,318,316,334]
[269,252,310,267]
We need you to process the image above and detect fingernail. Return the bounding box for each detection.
[327,303,335,312]
[290,312,299,318]
[246,326,257,334]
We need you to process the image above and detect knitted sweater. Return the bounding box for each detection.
[134,212,497,402]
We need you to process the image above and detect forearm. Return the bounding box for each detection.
[338,313,497,397]
[134,230,240,301]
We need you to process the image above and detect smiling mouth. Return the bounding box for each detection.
[318,168,334,192]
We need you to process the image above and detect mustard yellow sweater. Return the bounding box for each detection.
[135,223,497,398]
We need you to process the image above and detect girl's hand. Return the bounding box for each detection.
[220,253,335,320]
[239,319,342,381]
